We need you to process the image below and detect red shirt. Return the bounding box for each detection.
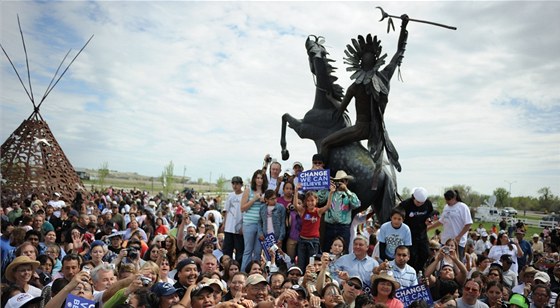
[155,225,169,235]
[300,208,320,238]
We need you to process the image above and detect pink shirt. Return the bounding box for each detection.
[374,298,404,308]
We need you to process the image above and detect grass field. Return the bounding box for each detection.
[427,220,543,242]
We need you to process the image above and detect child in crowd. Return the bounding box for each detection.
[295,188,329,271]
[258,189,286,248]
[377,207,412,261]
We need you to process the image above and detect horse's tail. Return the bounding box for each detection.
[376,158,399,223]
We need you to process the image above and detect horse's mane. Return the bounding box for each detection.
[307,35,345,102]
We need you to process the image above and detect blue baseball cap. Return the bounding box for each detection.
[151,282,178,297]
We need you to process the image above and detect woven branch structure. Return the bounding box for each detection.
[1,116,84,206]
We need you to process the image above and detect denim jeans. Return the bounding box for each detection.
[297,237,320,271]
[241,223,261,272]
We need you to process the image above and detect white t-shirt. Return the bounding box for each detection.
[204,210,223,226]
[474,239,492,255]
[440,202,473,247]
[48,200,66,218]
[488,244,519,273]
[224,191,243,234]
[377,221,412,259]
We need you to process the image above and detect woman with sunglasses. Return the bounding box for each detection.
[143,244,161,262]
[486,266,504,285]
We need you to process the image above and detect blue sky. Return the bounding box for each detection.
[1,1,559,198]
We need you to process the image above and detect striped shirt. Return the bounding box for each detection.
[242,190,262,224]
[389,260,418,289]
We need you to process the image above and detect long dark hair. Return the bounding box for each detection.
[444,190,462,202]
[143,244,159,261]
[223,260,241,282]
[250,169,268,192]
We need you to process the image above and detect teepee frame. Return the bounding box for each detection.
[1,16,93,206]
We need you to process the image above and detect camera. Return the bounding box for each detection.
[127,247,139,260]
[265,156,272,163]
[328,254,336,261]
[442,246,450,255]
[335,181,341,188]
[288,204,295,211]
[270,244,279,252]
[140,276,152,286]
[501,301,509,308]
[82,265,92,274]
[282,173,290,183]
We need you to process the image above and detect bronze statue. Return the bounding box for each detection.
[280,9,455,223]
[320,15,409,176]
[280,35,398,223]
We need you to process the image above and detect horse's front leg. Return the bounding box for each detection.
[280,114,290,160]
[281,113,302,160]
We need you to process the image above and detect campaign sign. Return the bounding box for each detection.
[298,169,330,191]
[65,294,95,308]
[394,283,433,307]
[259,233,277,261]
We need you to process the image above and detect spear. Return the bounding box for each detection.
[376,6,457,31]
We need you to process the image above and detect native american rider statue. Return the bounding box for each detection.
[320,15,409,179]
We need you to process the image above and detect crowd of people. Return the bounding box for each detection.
[1,154,560,308]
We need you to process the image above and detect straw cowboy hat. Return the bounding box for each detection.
[331,170,354,181]
[371,271,401,290]
[6,256,40,282]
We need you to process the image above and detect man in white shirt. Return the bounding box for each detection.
[474,231,492,255]
[222,176,244,265]
[47,192,66,218]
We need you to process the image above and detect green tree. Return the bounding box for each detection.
[215,175,228,198]
[197,178,204,186]
[161,160,175,197]
[97,161,110,190]
[401,187,411,199]
[444,185,484,208]
[493,187,510,208]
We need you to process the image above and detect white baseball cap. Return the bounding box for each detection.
[412,187,428,203]
[5,293,42,308]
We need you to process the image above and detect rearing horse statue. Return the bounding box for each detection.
[280,35,399,223]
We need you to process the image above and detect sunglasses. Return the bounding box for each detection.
[464,287,479,292]
[346,281,361,290]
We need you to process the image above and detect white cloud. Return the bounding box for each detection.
[1,1,559,198]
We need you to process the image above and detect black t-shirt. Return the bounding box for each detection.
[108,245,122,255]
[399,197,434,240]
[174,281,188,299]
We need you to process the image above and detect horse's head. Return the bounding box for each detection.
[306,35,344,103]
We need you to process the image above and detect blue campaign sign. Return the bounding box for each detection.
[394,283,433,307]
[259,233,277,261]
[298,169,330,191]
[65,294,95,308]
